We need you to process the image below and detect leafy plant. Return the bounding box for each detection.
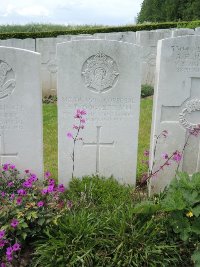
[141,84,154,98]
[31,176,182,267]
[0,164,69,266]
[134,172,200,266]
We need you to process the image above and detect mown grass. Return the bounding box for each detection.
[43,97,153,181]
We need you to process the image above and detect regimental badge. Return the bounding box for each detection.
[82,52,119,93]
[0,61,16,99]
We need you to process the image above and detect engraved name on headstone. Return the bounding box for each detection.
[57,40,141,185]
[150,36,200,193]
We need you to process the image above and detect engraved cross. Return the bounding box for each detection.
[0,134,18,166]
[160,77,200,173]
[83,126,114,173]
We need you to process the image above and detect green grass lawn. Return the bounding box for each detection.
[43,97,153,181]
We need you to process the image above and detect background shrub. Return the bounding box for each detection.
[141,84,154,98]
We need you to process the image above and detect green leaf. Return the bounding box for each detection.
[193,206,200,217]
[21,232,27,240]
[191,219,200,235]
[21,222,29,228]
[38,218,45,226]
[192,250,200,267]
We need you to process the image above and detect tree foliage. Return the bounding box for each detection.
[137,0,200,23]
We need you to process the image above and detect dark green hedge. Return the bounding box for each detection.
[0,21,200,40]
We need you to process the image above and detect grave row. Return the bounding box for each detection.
[1,35,200,193]
[1,27,200,96]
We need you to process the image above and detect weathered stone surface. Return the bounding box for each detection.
[105,32,136,43]
[57,40,141,186]
[172,28,195,37]
[150,35,200,193]
[36,37,71,96]
[0,47,43,177]
[0,38,35,51]
[136,30,171,86]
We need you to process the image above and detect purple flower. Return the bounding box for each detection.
[67,132,73,139]
[173,151,182,162]
[11,219,19,228]
[7,182,14,187]
[37,201,44,207]
[2,164,9,171]
[22,181,32,188]
[47,185,54,193]
[25,169,29,173]
[29,173,37,182]
[12,243,21,251]
[16,197,22,205]
[1,262,6,267]
[143,150,150,157]
[48,179,55,186]
[17,189,27,196]
[80,118,86,124]
[0,240,5,247]
[162,153,169,160]
[57,184,65,193]
[0,230,5,239]
[73,125,79,130]
[9,164,16,170]
[1,192,6,197]
[6,247,13,256]
[6,254,12,262]
[45,171,51,178]
[41,188,48,195]
[80,109,87,115]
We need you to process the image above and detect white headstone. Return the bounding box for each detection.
[172,28,195,37]
[136,30,171,86]
[0,47,43,177]
[195,28,200,34]
[36,37,71,96]
[105,32,136,43]
[57,40,141,185]
[150,35,200,193]
[0,39,35,51]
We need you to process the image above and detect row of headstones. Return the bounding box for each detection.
[1,27,200,96]
[1,34,200,193]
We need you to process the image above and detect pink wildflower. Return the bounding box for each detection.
[41,188,48,195]
[1,192,6,197]
[143,150,149,157]
[0,240,5,247]
[57,184,65,193]
[12,243,21,251]
[11,219,19,228]
[37,201,44,207]
[17,189,27,196]
[7,182,14,187]
[0,230,5,239]
[16,197,22,205]
[172,151,182,162]
[2,164,9,171]
[162,152,169,160]
[67,132,73,139]
[44,171,51,178]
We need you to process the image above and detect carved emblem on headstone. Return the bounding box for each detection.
[82,52,119,93]
[0,60,16,99]
[179,99,200,130]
